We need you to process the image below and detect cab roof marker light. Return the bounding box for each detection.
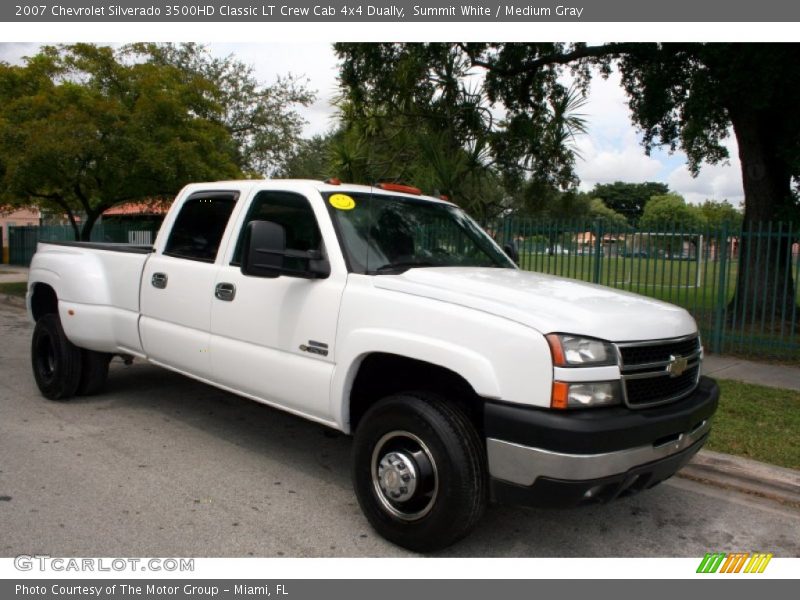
[376,182,422,195]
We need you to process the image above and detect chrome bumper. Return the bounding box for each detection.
[487,417,711,486]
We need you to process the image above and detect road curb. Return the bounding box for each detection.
[678,449,800,507]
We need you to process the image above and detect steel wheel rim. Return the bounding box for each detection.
[370,430,438,521]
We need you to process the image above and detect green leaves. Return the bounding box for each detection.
[0,43,312,240]
[640,194,707,230]
[591,181,670,221]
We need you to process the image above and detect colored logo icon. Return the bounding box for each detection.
[697,552,773,573]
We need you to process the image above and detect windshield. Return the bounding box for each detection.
[324,192,515,274]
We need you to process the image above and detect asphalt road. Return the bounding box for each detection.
[1,302,798,557]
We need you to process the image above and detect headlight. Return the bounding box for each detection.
[552,381,622,409]
[546,334,617,367]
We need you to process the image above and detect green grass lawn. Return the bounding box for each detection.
[708,379,800,469]
[0,282,27,297]
[519,254,800,361]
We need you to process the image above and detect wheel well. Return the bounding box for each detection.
[31,283,58,321]
[349,353,485,433]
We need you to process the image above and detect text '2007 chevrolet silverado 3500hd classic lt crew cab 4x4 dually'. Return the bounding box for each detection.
[26,179,719,551]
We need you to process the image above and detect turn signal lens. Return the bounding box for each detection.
[546,334,566,366]
[551,381,570,409]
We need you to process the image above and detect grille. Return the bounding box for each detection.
[624,365,700,407]
[619,336,700,367]
[616,335,701,408]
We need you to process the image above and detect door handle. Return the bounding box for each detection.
[151,272,168,289]
[215,282,236,302]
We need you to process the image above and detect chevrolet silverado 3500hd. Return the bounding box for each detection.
[27,180,719,551]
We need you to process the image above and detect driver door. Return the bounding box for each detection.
[209,189,346,421]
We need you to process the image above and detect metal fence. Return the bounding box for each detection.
[7,218,800,362]
[7,222,160,267]
[489,219,800,362]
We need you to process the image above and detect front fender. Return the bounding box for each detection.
[331,323,552,432]
[332,328,501,431]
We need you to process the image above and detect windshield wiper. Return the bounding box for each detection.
[373,261,435,274]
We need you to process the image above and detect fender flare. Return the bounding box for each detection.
[331,328,501,432]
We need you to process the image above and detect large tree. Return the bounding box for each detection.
[463,42,800,322]
[640,194,707,230]
[699,199,743,230]
[334,43,588,220]
[135,43,315,176]
[590,181,669,222]
[338,43,799,321]
[0,44,313,240]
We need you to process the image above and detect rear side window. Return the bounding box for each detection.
[231,191,322,267]
[164,193,237,262]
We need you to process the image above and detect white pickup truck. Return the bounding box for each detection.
[27,179,719,551]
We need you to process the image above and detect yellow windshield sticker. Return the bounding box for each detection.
[329,193,356,210]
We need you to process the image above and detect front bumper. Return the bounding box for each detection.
[484,376,719,508]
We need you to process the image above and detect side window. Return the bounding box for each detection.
[164,194,237,262]
[232,191,322,266]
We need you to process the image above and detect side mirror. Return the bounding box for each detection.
[241,220,330,279]
[503,242,520,265]
[242,220,285,278]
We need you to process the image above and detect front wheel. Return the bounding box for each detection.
[31,313,82,401]
[352,392,487,552]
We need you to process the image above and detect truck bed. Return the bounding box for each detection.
[29,241,153,355]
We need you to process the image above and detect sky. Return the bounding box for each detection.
[0,41,745,207]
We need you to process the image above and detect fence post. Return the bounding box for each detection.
[592,220,603,284]
[712,222,729,354]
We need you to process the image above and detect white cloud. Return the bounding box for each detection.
[666,136,744,206]
[575,129,664,188]
[210,42,339,137]
[573,73,665,188]
[573,71,744,204]
[0,42,38,64]
[668,163,744,207]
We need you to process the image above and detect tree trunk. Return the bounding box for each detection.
[66,211,81,241]
[80,211,100,241]
[727,109,797,327]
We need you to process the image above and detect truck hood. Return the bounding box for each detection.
[372,267,696,342]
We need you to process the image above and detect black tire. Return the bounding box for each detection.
[77,350,111,396]
[352,392,487,552]
[31,313,82,401]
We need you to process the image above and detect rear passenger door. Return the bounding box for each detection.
[140,191,238,378]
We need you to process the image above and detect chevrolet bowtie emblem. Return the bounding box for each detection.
[666,354,688,377]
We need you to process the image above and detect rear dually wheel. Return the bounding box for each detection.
[31,313,82,401]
